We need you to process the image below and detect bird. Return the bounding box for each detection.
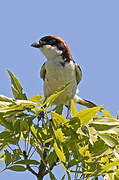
[31,35,97,118]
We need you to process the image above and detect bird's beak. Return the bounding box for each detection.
[31,41,42,48]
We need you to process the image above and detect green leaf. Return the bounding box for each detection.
[0,153,4,161]
[12,87,27,100]
[99,127,119,134]
[54,142,66,163]
[101,159,119,171]
[55,105,63,115]
[114,172,119,179]
[49,171,56,180]
[0,100,36,113]
[11,86,20,99]
[90,118,119,132]
[62,144,70,161]
[8,70,23,94]
[0,104,22,113]
[0,131,11,139]
[0,144,7,152]
[89,139,111,157]
[98,133,119,148]
[29,95,43,103]
[0,117,14,130]
[91,116,119,126]
[7,165,26,171]
[15,159,40,165]
[20,120,29,131]
[54,128,66,143]
[69,117,80,130]
[8,70,27,100]
[4,150,12,166]
[0,101,11,108]
[78,106,103,125]
[5,137,19,145]
[47,149,57,167]
[71,100,78,116]
[51,111,69,127]
[68,141,80,159]
[68,159,78,168]
[44,137,53,144]
[101,109,115,119]
[87,127,97,145]
[31,126,37,137]
[43,91,62,107]
[0,95,14,103]
[12,149,21,162]
[15,100,37,106]
[61,175,66,180]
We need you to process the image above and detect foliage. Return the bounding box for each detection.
[0,70,119,180]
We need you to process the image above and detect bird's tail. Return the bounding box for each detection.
[73,95,97,108]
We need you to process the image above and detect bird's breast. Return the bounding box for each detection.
[43,58,77,105]
[45,58,75,84]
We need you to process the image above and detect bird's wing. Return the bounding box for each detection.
[75,63,82,85]
[40,63,46,80]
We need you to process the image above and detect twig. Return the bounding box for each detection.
[44,157,59,176]
[23,151,38,177]
[37,144,49,180]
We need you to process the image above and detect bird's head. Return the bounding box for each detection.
[31,36,72,61]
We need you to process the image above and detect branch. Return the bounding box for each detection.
[37,144,49,180]
[37,142,59,180]
[44,157,59,176]
[23,151,38,177]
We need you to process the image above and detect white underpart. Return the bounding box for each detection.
[40,45,62,60]
[40,45,77,106]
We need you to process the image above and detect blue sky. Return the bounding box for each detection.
[0,0,119,179]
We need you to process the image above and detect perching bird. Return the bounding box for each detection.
[31,36,97,117]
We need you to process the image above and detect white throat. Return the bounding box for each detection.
[40,45,62,60]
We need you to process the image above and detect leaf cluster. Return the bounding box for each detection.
[0,71,119,180]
